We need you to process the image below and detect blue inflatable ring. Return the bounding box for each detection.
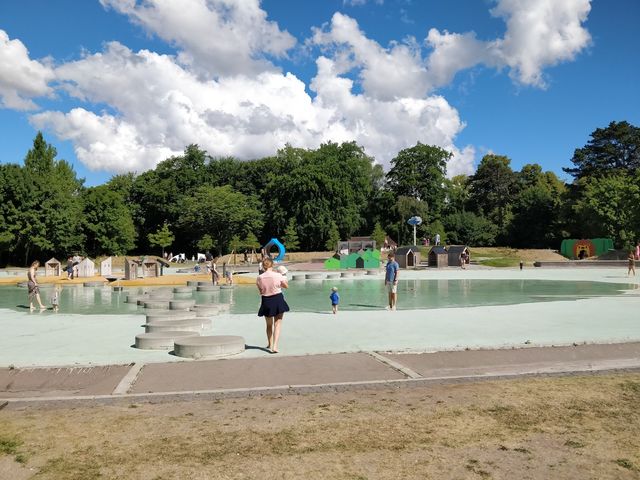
[264,238,286,262]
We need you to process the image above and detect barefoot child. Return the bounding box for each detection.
[330,287,339,314]
[52,286,60,312]
[629,251,636,277]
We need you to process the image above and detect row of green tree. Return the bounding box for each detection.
[0,121,638,266]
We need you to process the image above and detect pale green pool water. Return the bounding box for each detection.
[0,279,632,315]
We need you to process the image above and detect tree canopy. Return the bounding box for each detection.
[1,122,639,266]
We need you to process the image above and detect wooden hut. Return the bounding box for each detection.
[428,246,448,268]
[77,258,95,278]
[396,246,421,268]
[100,257,112,276]
[142,258,159,277]
[44,257,61,276]
[124,257,139,280]
[447,246,470,267]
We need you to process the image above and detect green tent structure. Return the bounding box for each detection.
[324,257,341,270]
[325,249,381,270]
[560,238,614,259]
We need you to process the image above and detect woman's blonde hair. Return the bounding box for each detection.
[262,257,274,269]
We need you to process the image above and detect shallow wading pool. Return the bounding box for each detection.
[0,278,633,315]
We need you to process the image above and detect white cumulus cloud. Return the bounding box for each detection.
[0,30,54,110]
[11,0,592,176]
[99,0,296,77]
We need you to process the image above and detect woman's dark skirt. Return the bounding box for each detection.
[258,293,290,317]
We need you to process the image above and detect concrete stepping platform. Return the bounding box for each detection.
[149,290,173,299]
[173,286,193,294]
[83,281,106,287]
[326,273,339,279]
[305,273,324,280]
[145,318,211,333]
[187,281,199,287]
[135,331,199,350]
[220,285,235,289]
[172,292,193,300]
[197,281,211,286]
[291,274,305,281]
[169,299,196,310]
[192,304,220,316]
[145,311,197,323]
[197,285,219,292]
[143,300,170,310]
[173,335,245,359]
[341,272,354,277]
[366,270,380,275]
[126,294,147,304]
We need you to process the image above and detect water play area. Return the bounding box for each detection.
[1,267,639,367]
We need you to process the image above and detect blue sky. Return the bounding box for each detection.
[0,0,638,186]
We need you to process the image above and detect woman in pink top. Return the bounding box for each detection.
[256,257,289,353]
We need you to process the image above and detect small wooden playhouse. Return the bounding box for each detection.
[428,246,448,268]
[44,257,61,276]
[396,246,421,268]
[447,245,470,267]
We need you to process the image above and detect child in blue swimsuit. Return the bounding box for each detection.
[330,287,340,314]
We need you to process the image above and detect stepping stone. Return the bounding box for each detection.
[135,331,199,350]
[352,270,366,276]
[197,281,212,286]
[172,292,193,299]
[291,274,305,281]
[145,318,211,333]
[192,304,220,317]
[366,270,380,275]
[187,281,199,287]
[144,300,170,310]
[197,285,219,292]
[174,335,245,359]
[326,273,339,279]
[146,311,197,323]
[173,286,193,294]
[126,294,147,304]
[169,299,196,310]
[341,272,354,278]
[305,273,324,280]
[83,281,106,287]
[220,284,235,289]
[149,290,173,299]
[38,283,55,288]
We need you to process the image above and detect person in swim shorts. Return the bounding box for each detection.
[385,252,399,310]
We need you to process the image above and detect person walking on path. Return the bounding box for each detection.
[256,257,289,353]
[636,241,640,261]
[434,233,441,246]
[385,252,400,310]
[330,287,340,314]
[628,251,636,277]
[27,260,46,311]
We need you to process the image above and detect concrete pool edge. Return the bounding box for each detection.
[2,342,639,408]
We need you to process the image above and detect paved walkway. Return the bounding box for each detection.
[2,342,639,408]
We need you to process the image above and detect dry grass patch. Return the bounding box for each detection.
[1,373,639,479]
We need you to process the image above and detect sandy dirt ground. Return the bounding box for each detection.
[1,372,639,480]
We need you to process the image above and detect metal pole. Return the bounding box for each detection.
[413,224,416,246]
